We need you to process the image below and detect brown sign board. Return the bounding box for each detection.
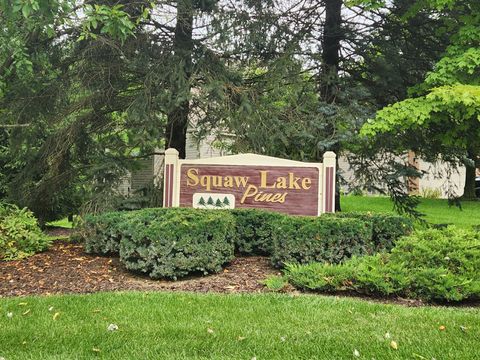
[163,150,336,216]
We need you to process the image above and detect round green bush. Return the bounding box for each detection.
[119,208,236,279]
[0,203,50,260]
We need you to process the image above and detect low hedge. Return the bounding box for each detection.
[286,227,480,302]
[330,212,414,251]
[270,216,373,267]
[78,207,413,279]
[119,208,236,280]
[231,209,285,255]
[0,203,50,260]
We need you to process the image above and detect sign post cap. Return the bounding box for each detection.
[165,148,179,155]
[323,151,336,159]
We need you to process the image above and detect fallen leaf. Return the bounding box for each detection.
[439,325,446,331]
[92,348,101,353]
[53,312,60,320]
[460,325,468,332]
[390,340,398,350]
[6,312,13,319]
[22,309,31,316]
[22,341,27,345]
[207,328,214,334]
[353,349,360,357]
[18,302,27,306]
[48,306,54,312]
[384,332,391,339]
[237,336,246,341]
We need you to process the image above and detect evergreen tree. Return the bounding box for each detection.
[198,197,206,206]
[215,198,223,207]
[207,196,214,206]
[223,197,230,207]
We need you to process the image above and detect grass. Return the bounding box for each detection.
[46,218,74,229]
[1,292,479,360]
[342,195,480,228]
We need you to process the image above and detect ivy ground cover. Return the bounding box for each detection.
[1,292,479,359]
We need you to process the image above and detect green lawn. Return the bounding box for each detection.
[46,218,74,229]
[342,196,480,228]
[1,292,479,359]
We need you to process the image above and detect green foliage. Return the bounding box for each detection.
[78,211,132,255]
[0,202,50,260]
[119,208,236,280]
[231,209,285,255]
[270,216,374,268]
[261,275,289,292]
[286,227,480,302]
[362,85,480,140]
[332,212,414,251]
[79,4,138,43]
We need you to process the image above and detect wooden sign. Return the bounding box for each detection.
[163,149,336,216]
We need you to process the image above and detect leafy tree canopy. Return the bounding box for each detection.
[359,0,480,197]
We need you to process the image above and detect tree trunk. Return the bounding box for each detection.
[165,0,193,159]
[321,0,342,102]
[463,150,477,199]
[321,0,343,211]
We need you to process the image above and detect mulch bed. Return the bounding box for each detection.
[3,230,476,307]
[0,238,282,297]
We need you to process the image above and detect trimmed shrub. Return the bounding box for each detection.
[332,212,413,251]
[0,203,50,260]
[285,227,480,302]
[231,209,285,255]
[270,216,373,267]
[119,208,236,279]
[78,211,132,254]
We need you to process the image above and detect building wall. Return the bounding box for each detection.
[131,158,154,192]
[418,159,465,198]
[185,130,228,160]
[336,154,468,198]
